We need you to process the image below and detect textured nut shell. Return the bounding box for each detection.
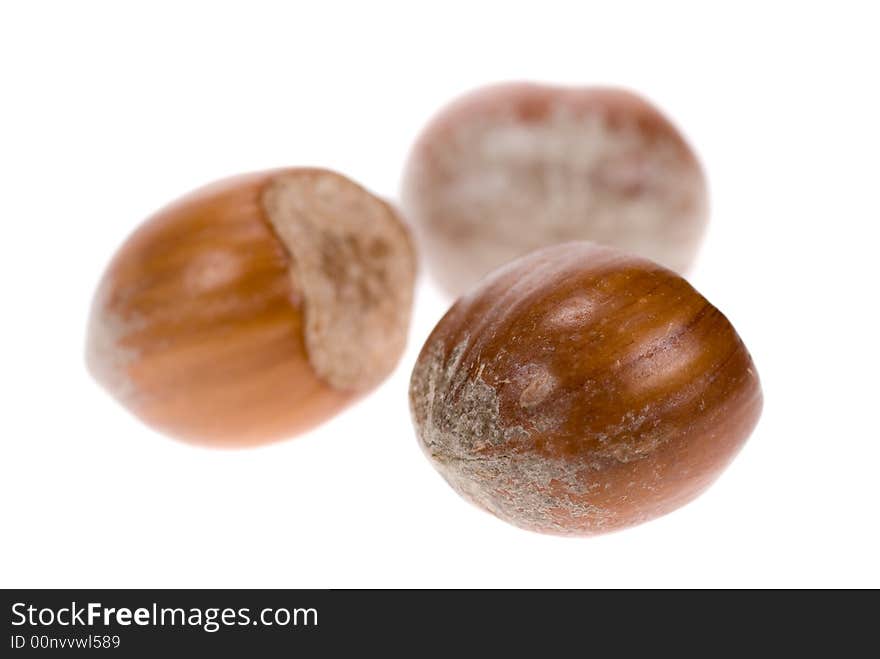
[87,169,415,445]
[401,83,708,297]
[262,171,415,392]
[410,242,761,535]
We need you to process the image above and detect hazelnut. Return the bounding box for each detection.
[87,168,416,446]
[401,82,708,296]
[410,242,761,536]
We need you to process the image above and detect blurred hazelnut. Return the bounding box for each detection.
[87,168,416,446]
[410,242,761,535]
[401,82,708,296]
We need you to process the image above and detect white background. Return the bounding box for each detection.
[2,1,878,588]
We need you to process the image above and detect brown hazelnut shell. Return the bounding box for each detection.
[401,82,708,297]
[410,242,761,535]
[87,168,416,446]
